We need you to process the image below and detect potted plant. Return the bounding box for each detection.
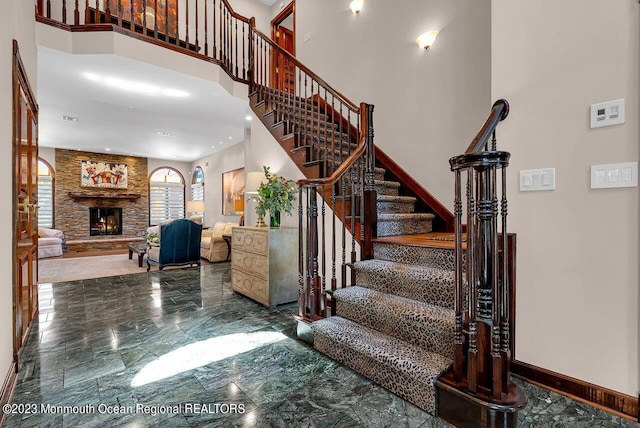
[250,166,297,227]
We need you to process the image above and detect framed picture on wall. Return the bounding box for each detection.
[222,167,245,215]
[81,160,128,189]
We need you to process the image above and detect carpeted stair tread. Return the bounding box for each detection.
[333,286,455,358]
[372,241,458,271]
[353,259,455,308]
[377,213,435,237]
[374,180,401,196]
[312,316,452,414]
[377,195,417,214]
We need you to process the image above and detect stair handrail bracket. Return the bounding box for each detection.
[444,98,527,420]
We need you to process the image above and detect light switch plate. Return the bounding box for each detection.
[590,99,625,128]
[520,168,556,192]
[590,162,637,189]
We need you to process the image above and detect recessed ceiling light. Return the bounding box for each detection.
[245,115,252,121]
[157,131,171,137]
[219,141,223,144]
[211,145,215,148]
[105,148,111,151]
[62,115,79,122]
[228,136,232,139]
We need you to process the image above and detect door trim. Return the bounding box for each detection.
[271,1,295,56]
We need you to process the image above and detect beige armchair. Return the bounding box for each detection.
[201,222,235,262]
[38,227,64,258]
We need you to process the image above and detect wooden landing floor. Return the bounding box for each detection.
[374,232,466,250]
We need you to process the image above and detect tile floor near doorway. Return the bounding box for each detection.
[3,264,637,427]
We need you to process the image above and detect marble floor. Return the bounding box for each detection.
[3,264,637,427]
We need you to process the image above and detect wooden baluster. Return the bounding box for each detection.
[500,165,511,391]
[213,0,217,59]
[331,176,337,294]
[363,103,376,259]
[174,0,179,46]
[242,22,246,80]
[164,0,169,42]
[129,0,134,30]
[467,169,478,393]
[204,0,208,56]
[153,0,158,39]
[194,0,199,52]
[105,0,111,23]
[46,0,51,18]
[490,164,502,399]
[94,0,99,24]
[142,0,147,36]
[62,0,67,23]
[234,17,238,78]
[248,18,255,90]
[453,168,464,382]
[117,0,122,28]
[218,0,222,61]
[74,0,80,24]
[321,186,326,314]
[298,186,304,318]
[185,0,189,48]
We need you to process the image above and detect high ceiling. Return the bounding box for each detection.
[37,46,251,162]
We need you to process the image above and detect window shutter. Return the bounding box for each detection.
[150,182,185,225]
[37,175,53,228]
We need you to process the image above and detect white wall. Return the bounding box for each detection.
[492,0,639,396]
[1,0,38,392]
[191,141,246,228]
[294,0,491,205]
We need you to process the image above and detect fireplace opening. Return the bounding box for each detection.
[89,207,122,236]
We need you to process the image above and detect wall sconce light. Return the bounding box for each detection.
[416,31,439,50]
[350,0,364,14]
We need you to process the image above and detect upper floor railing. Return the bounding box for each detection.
[36,0,251,83]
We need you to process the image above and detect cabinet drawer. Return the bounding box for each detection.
[231,269,268,305]
[232,228,268,255]
[232,249,267,278]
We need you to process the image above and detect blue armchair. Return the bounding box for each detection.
[147,219,203,271]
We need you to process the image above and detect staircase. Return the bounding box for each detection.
[312,167,456,414]
[34,2,524,423]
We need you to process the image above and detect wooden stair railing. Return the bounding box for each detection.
[437,99,527,428]
[36,0,251,84]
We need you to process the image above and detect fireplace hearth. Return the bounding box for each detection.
[89,207,122,236]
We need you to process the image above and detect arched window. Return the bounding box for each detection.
[149,167,185,225]
[37,159,54,228]
[190,166,205,223]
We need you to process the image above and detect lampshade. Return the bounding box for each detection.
[416,31,439,50]
[186,200,205,213]
[245,171,264,195]
[234,198,245,213]
[350,0,364,14]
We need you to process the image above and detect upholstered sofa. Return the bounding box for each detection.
[146,219,202,271]
[200,222,235,262]
[38,227,64,258]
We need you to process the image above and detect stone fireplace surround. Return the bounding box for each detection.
[55,149,150,252]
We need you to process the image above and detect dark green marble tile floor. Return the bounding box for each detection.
[3,264,637,427]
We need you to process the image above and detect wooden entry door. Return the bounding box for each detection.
[271,1,295,94]
[274,27,295,93]
[13,41,39,368]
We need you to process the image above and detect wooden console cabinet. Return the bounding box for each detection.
[231,226,298,307]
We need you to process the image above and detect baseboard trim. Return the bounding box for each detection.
[512,360,638,422]
[0,361,18,427]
